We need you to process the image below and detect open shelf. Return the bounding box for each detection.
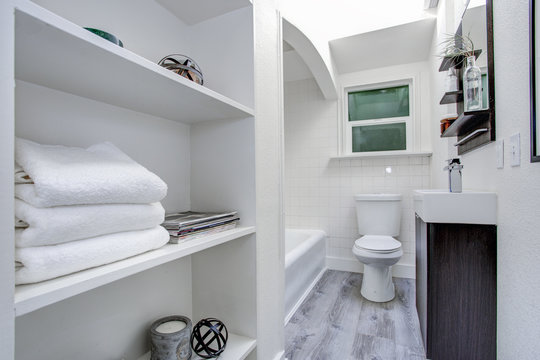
[439,90,463,104]
[138,333,256,360]
[439,49,482,72]
[15,226,255,316]
[14,0,254,124]
[441,109,490,137]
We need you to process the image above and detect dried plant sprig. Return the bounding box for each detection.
[438,33,475,67]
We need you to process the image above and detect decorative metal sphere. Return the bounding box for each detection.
[190,318,228,359]
[158,54,204,85]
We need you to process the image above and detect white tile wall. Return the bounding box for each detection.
[284,78,431,270]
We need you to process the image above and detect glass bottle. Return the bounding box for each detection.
[445,68,458,92]
[463,55,482,111]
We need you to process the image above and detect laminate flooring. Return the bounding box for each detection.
[284,270,426,360]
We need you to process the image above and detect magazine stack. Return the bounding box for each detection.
[162,211,239,243]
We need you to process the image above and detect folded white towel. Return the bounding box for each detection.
[15,226,169,285]
[15,199,165,247]
[15,164,32,184]
[15,138,167,207]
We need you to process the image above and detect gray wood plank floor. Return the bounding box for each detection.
[284,270,426,360]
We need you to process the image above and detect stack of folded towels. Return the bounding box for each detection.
[14,137,170,285]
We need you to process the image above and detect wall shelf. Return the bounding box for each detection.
[439,90,463,104]
[14,226,255,316]
[440,109,490,138]
[138,333,256,360]
[438,49,482,72]
[14,0,254,124]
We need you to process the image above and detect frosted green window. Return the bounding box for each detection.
[348,85,410,121]
[352,123,406,152]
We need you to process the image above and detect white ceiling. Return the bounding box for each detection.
[156,0,251,25]
[329,18,436,74]
[280,0,428,45]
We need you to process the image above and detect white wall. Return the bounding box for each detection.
[429,0,459,188]
[189,7,254,108]
[254,2,285,359]
[284,78,431,278]
[429,0,540,357]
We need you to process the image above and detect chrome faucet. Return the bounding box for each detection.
[444,158,463,193]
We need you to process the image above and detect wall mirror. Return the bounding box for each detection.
[462,1,489,110]
[530,0,540,162]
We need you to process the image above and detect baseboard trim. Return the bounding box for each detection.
[326,256,415,279]
[284,266,327,325]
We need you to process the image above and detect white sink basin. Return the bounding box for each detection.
[414,189,497,224]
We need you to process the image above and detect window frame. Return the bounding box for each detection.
[342,79,414,155]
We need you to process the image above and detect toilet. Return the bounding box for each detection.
[352,194,403,302]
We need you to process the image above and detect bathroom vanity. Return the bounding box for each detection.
[414,190,497,360]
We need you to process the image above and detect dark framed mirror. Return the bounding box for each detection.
[530,0,540,162]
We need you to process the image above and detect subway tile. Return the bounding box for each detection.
[410,156,423,165]
[361,159,373,167]
[398,157,410,166]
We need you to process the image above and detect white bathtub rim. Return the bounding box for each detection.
[284,266,327,325]
[284,229,327,269]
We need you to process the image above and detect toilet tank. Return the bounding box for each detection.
[355,194,402,236]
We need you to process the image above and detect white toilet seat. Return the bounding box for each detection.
[354,235,401,254]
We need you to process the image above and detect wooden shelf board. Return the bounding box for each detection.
[441,109,490,138]
[14,0,254,124]
[439,90,463,105]
[439,49,482,72]
[138,333,256,360]
[14,226,255,316]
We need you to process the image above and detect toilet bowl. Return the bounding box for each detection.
[352,194,402,302]
[353,235,403,302]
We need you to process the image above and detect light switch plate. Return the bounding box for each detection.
[510,133,520,167]
[496,139,504,169]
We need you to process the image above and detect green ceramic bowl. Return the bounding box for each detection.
[84,27,124,47]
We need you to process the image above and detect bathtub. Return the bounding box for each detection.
[285,229,327,324]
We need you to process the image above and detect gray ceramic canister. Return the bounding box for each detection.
[150,315,192,360]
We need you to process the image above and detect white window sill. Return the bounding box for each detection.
[330,151,432,160]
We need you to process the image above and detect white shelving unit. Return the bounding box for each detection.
[15,226,255,316]
[5,0,257,359]
[138,333,256,360]
[15,0,254,124]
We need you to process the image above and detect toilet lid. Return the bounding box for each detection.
[354,235,402,253]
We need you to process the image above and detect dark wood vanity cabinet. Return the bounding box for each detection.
[416,216,496,360]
